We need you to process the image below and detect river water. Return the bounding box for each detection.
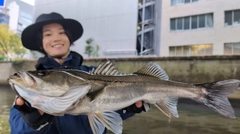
[0,85,240,134]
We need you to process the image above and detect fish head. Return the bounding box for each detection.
[8,70,86,97]
[8,70,91,115]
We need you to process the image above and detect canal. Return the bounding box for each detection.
[0,85,240,134]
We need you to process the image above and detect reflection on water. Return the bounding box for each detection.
[0,86,15,116]
[1,85,240,134]
[0,85,15,134]
[123,102,240,134]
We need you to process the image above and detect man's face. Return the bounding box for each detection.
[42,23,70,58]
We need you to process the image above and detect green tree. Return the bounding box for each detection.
[84,38,100,58]
[0,24,27,61]
[92,44,100,57]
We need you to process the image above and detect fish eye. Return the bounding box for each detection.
[37,71,48,76]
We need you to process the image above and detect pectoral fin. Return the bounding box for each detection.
[155,98,179,118]
[88,111,123,134]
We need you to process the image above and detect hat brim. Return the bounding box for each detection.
[21,19,83,51]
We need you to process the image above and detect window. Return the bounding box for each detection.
[225,9,240,26]
[234,10,240,24]
[143,30,154,49]
[206,14,213,27]
[191,16,198,29]
[137,0,155,56]
[171,13,213,31]
[170,13,213,31]
[177,18,183,30]
[224,43,240,55]
[169,44,213,56]
[145,5,154,21]
[138,0,143,7]
[176,46,183,56]
[171,0,206,6]
[170,18,176,31]
[169,47,176,56]
[184,17,190,30]
[199,15,205,28]
[138,9,143,23]
[138,4,154,30]
[183,46,190,56]
[205,44,212,55]
[145,0,154,3]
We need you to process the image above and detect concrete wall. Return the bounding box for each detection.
[0,62,17,84]
[160,0,240,56]
[4,56,240,83]
[1,56,240,98]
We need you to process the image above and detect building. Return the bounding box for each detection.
[0,12,9,24]
[33,0,141,58]
[137,0,159,56]
[0,1,19,31]
[161,0,240,56]
[16,0,34,34]
[6,1,19,32]
[33,0,240,58]
[0,0,34,34]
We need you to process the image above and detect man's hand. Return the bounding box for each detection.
[15,97,44,115]
[14,96,54,130]
[135,101,142,108]
[123,101,149,113]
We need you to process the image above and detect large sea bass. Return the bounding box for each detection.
[8,61,240,134]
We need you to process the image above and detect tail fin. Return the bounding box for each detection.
[195,79,240,118]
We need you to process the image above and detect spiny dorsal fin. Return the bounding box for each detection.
[133,62,169,80]
[90,61,126,76]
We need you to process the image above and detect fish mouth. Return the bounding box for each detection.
[8,72,27,97]
[8,71,37,91]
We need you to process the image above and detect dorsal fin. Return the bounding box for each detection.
[90,61,126,76]
[133,62,169,80]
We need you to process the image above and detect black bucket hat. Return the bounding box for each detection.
[21,12,83,51]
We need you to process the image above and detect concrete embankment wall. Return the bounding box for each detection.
[1,55,240,99]
[0,62,17,85]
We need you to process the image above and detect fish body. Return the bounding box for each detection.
[66,73,203,113]
[8,61,240,134]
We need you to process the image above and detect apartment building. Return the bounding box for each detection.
[161,0,240,56]
[0,0,34,34]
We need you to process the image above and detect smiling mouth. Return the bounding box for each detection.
[52,44,64,48]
